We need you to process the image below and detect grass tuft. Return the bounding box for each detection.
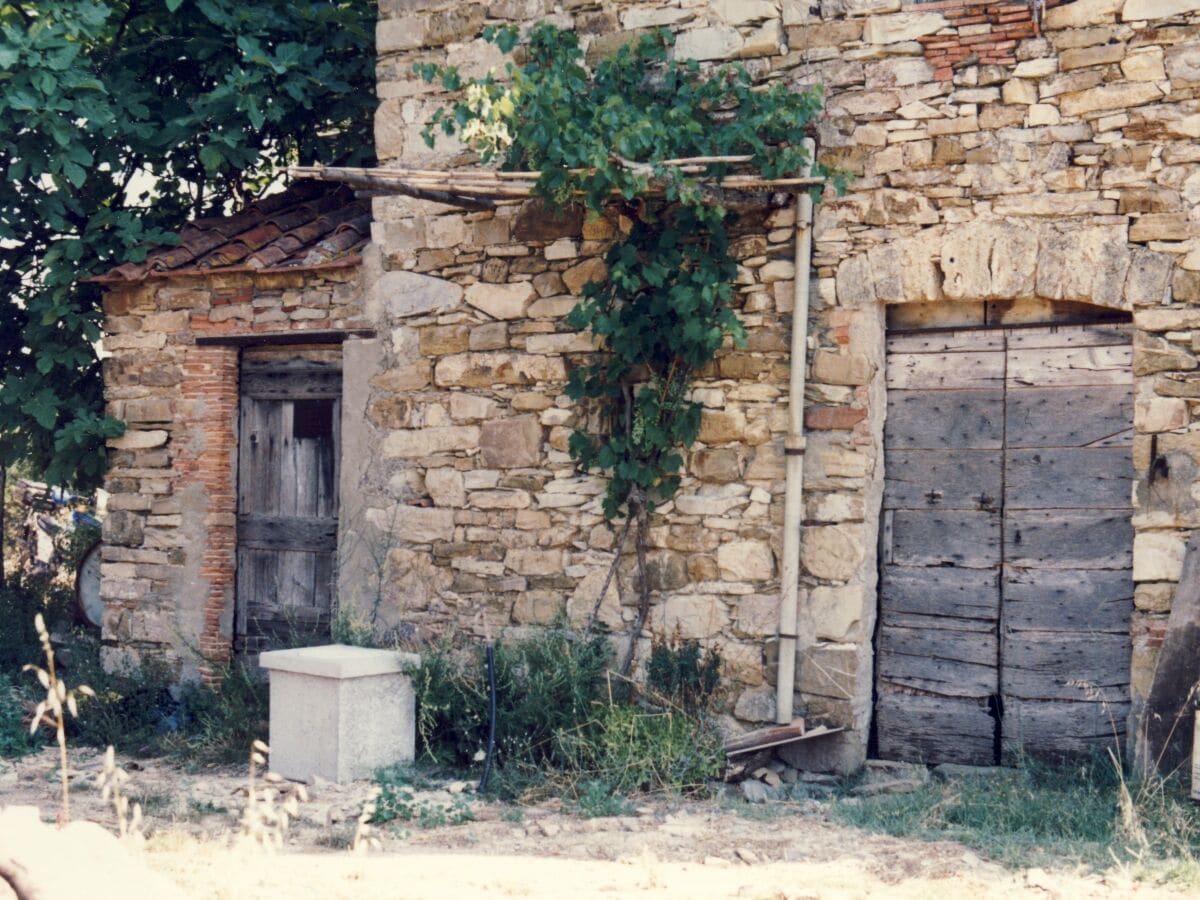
[833,754,1200,880]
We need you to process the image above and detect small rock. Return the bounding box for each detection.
[539,821,561,838]
[735,847,760,864]
[447,781,469,794]
[740,780,776,804]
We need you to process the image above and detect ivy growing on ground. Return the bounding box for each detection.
[418,24,828,520]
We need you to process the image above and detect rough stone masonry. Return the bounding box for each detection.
[101,0,1200,772]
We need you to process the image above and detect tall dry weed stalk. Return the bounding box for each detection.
[23,612,93,823]
[98,744,144,843]
[238,740,307,851]
[351,787,383,854]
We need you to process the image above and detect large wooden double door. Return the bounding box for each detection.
[875,323,1133,764]
[235,354,340,653]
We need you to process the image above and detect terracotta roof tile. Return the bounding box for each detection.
[94,183,368,283]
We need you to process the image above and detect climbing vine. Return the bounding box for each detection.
[418,25,828,662]
[419,23,828,517]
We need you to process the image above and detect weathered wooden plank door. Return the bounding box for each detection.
[877,330,1004,765]
[236,355,341,653]
[875,323,1133,764]
[1001,326,1133,758]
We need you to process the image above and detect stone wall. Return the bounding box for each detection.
[100,264,364,679]
[369,0,1200,769]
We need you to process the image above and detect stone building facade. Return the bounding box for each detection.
[101,0,1200,771]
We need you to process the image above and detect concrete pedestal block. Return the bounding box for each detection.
[258,644,420,783]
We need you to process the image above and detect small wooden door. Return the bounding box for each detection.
[236,356,340,653]
[875,322,1133,764]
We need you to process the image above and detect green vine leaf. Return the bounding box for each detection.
[420,23,831,518]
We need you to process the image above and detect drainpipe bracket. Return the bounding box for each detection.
[785,436,807,454]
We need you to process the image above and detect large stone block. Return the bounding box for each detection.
[382,426,480,457]
[1133,531,1187,581]
[434,352,568,387]
[650,595,729,640]
[674,25,743,61]
[465,282,536,320]
[862,12,948,45]
[1121,0,1200,19]
[718,540,775,581]
[1059,82,1163,117]
[809,584,865,643]
[800,525,864,582]
[375,271,464,319]
[480,415,542,467]
[1044,0,1122,28]
[259,645,419,783]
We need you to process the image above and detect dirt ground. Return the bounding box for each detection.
[0,745,1190,899]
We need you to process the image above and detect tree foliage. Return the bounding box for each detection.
[0,1,374,488]
[418,24,828,518]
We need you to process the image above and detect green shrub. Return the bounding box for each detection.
[411,629,725,800]
[0,672,38,758]
[64,634,175,753]
[563,702,724,795]
[168,660,269,763]
[0,572,73,672]
[645,634,722,715]
[571,778,635,818]
[413,630,611,773]
[371,765,474,828]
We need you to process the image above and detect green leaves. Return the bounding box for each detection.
[0,0,375,489]
[420,23,826,519]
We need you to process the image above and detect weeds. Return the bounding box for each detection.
[351,788,384,853]
[412,629,611,774]
[166,660,269,763]
[571,779,635,818]
[833,754,1200,878]
[98,744,144,842]
[0,673,36,758]
[24,613,93,822]
[371,766,475,829]
[238,740,307,851]
[411,631,725,805]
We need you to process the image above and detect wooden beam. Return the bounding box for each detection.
[194,328,375,347]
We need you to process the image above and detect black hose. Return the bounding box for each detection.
[479,642,497,792]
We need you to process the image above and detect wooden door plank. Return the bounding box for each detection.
[878,654,997,698]
[240,362,341,400]
[888,509,1002,568]
[1007,345,1132,387]
[880,565,1000,621]
[1005,509,1132,569]
[1002,632,1130,700]
[886,331,1004,354]
[1005,447,1132,510]
[1006,325,1131,350]
[1003,568,1132,633]
[886,389,1005,450]
[238,515,338,550]
[885,449,1002,511]
[1006,386,1132,449]
[886,351,1005,390]
[1002,698,1129,759]
[880,622,999,663]
[875,692,997,765]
